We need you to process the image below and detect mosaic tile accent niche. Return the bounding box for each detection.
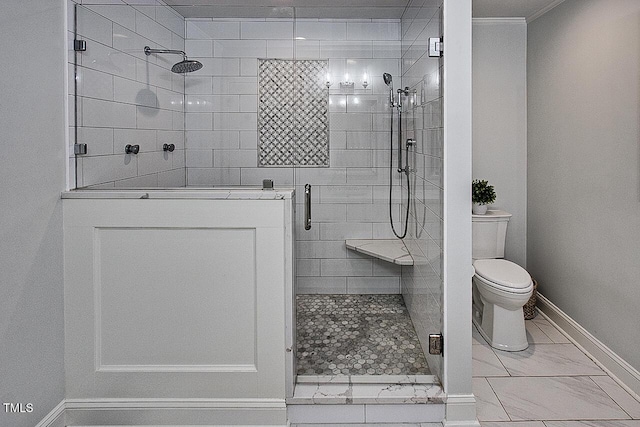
[258,59,329,167]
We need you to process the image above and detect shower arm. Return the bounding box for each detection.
[144,46,187,60]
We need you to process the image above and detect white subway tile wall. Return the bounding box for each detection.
[184,17,402,294]
[69,0,186,188]
[399,1,444,381]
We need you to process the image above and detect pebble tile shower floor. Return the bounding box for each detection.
[296,294,430,376]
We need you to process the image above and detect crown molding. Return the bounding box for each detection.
[527,0,566,23]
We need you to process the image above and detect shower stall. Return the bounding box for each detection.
[64,0,473,424]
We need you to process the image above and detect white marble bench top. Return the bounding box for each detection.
[345,239,414,266]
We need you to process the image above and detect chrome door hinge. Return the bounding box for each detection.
[74,143,87,155]
[74,39,86,52]
[429,37,443,57]
[429,333,443,355]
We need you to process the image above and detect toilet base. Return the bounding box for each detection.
[472,300,529,352]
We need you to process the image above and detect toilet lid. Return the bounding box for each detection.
[473,259,531,290]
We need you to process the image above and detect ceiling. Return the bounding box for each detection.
[163,0,564,20]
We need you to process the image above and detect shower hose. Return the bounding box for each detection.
[389,105,410,239]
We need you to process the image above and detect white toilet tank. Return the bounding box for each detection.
[472,210,512,259]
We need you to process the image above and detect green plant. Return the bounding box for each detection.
[472,179,496,205]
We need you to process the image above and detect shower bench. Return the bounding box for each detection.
[345,239,414,265]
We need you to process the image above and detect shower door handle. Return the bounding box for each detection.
[304,184,312,230]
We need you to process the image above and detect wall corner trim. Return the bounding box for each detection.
[537,293,640,400]
[472,17,526,25]
[35,400,65,427]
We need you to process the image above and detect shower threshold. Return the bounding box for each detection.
[289,374,444,405]
[287,376,445,424]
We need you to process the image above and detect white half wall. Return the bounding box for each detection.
[528,0,640,372]
[0,0,67,426]
[472,18,527,267]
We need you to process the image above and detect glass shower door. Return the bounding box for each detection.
[70,3,187,189]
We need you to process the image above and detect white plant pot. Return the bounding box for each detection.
[473,203,488,215]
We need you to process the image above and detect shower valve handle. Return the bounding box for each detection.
[163,143,176,152]
[125,144,140,155]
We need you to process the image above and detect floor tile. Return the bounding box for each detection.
[473,344,510,377]
[525,321,554,344]
[473,378,510,421]
[292,424,422,427]
[494,344,605,377]
[544,422,640,427]
[481,422,545,427]
[590,375,640,418]
[531,317,571,344]
[488,376,630,420]
[473,324,486,345]
[296,295,429,376]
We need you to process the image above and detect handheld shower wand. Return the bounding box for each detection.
[383,73,404,173]
[383,72,395,107]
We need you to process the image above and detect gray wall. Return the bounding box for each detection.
[472,19,527,267]
[528,0,640,371]
[0,0,66,426]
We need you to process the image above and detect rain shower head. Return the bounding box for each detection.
[383,72,393,87]
[144,46,203,74]
[172,59,203,74]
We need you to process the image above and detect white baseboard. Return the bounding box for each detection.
[443,394,480,427]
[37,398,287,426]
[537,293,640,400]
[35,400,65,427]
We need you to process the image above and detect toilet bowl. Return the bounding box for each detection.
[472,258,533,351]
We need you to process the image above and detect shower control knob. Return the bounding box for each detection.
[163,143,176,152]
[125,144,140,155]
[406,138,415,147]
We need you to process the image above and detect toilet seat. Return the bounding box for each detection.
[473,259,532,294]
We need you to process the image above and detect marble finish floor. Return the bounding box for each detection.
[296,295,430,376]
[474,313,640,426]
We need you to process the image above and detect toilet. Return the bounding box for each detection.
[472,210,533,351]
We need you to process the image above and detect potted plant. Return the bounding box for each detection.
[472,179,496,214]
